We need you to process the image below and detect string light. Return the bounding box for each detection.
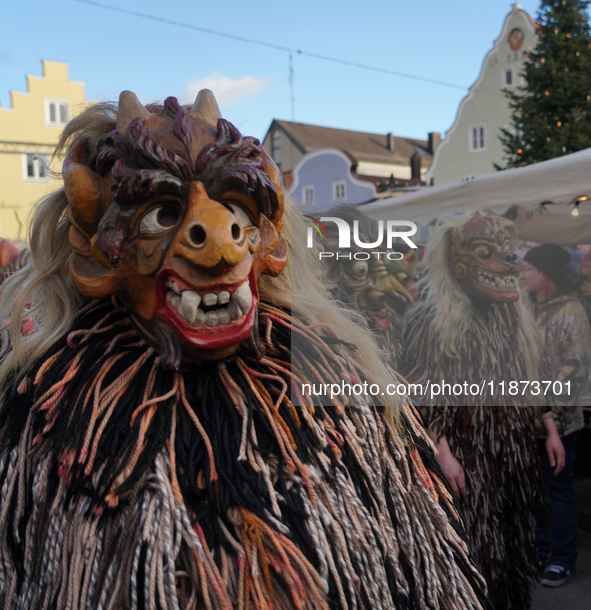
[572,196,590,217]
[557,121,562,126]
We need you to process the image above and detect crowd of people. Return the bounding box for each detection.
[0,91,588,610]
[319,209,590,608]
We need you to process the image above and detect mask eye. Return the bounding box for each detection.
[227,203,254,228]
[473,245,492,259]
[351,261,368,279]
[139,203,181,235]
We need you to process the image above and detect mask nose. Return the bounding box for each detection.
[185,219,244,249]
[502,252,517,268]
[175,182,249,270]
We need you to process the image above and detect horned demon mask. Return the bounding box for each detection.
[449,212,519,305]
[64,90,287,366]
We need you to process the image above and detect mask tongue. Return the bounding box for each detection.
[370,309,390,332]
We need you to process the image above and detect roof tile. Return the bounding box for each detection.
[274,120,432,167]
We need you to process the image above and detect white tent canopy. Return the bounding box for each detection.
[361,147,591,245]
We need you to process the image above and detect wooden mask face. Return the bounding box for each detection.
[64,91,288,366]
[448,212,519,305]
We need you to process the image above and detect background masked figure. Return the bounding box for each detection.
[0,92,490,609]
[320,206,416,369]
[0,239,26,282]
[400,213,562,610]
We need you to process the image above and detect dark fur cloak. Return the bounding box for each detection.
[400,301,543,610]
[0,298,490,610]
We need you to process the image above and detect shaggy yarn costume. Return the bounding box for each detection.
[401,301,542,610]
[0,298,489,610]
[402,302,535,408]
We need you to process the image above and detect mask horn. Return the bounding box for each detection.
[116,90,153,133]
[188,89,221,128]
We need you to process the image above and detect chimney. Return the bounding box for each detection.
[410,152,421,181]
[387,132,395,152]
[428,132,441,155]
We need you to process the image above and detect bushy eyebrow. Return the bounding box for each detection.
[111,163,184,206]
[96,114,193,186]
[196,120,279,220]
[96,107,279,218]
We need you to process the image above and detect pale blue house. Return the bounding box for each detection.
[289,147,377,207]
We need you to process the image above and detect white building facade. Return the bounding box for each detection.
[426,4,537,185]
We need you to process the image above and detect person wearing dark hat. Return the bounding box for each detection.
[521,243,591,587]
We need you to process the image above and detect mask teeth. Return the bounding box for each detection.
[476,272,518,289]
[231,282,253,314]
[164,281,253,327]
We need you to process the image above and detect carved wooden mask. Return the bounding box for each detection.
[64,90,288,366]
[448,212,519,304]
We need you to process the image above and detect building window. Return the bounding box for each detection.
[271,130,282,166]
[503,68,514,87]
[469,124,486,152]
[23,153,51,182]
[45,99,70,127]
[303,186,314,204]
[333,181,346,202]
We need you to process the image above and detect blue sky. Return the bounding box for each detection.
[1,1,547,142]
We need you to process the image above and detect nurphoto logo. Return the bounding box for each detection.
[304,215,418,260]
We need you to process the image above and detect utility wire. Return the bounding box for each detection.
[289,53,295,121]
[73,0,467,91]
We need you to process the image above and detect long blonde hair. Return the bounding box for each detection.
[0,102,404,419]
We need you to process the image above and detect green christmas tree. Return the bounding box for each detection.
[499,0,591,168]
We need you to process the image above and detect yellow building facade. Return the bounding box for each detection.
[0,60,86,240]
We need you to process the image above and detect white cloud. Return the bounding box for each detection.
[181,72,274,109]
